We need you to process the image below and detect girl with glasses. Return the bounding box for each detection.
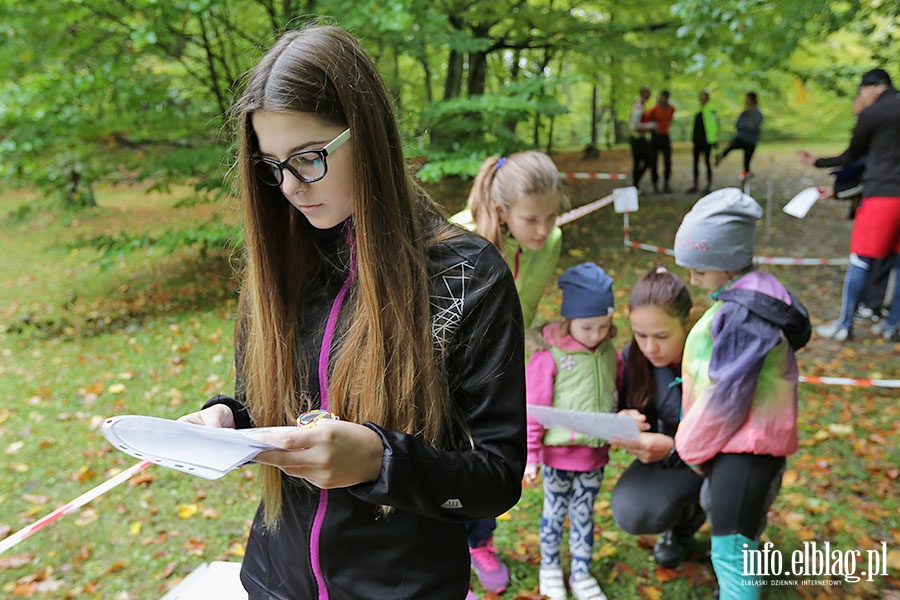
[179,24,526,600]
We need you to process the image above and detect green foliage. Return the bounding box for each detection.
[419,73,569,179]
[0,0,897,218]
[68,219,241,270]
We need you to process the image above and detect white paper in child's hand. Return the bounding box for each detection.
[526,405,640,441]
[783,187,821,219]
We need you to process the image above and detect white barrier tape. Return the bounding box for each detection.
[753,256,849,266]
[625,241,675,256]
[0,460,151,555]
[556,194,615,226]
[559,172,628,180]
[799,376,900,389]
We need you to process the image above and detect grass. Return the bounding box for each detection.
[1,145,898,599]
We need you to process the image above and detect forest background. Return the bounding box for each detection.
[0,1,898,599]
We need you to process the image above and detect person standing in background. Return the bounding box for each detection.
[687,91,720,194]
[452,150,565,597]
[716,92,763,180]
[649,90,676,194]
[629,86,655,193]
[800,68,900,342]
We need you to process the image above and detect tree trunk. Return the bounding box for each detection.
[583,82,600,159]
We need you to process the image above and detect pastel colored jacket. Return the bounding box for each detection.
[525,321,623,472]
[675,271,810,466]
[451,208,562,326]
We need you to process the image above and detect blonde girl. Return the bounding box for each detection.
[453,151,564,328]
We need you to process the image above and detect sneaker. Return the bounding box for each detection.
[465,590,479,600]
[686,185,699,193]
[539,566,567,600]
[654,529,693,568]
[739,170,754,181]
[882,326,899,342]
[470,539,509,593]
[816,321,851,342]
[854,306,880,325]
[570,574,608,600]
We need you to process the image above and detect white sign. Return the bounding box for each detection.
[613,186,639,213]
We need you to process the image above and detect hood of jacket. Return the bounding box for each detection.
[714,270,811,350]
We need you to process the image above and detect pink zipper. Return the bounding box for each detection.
[310,232,357,600]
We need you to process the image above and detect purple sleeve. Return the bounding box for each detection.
[700,302,782,456]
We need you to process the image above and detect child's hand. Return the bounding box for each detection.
[523,463,540,485]
[617,408,651,432]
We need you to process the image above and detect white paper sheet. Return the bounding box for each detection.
[526,405,641,441]
[783,187,821,218]
[101,415,289,480]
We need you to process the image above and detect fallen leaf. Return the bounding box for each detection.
[639,584,663,599]
[654,566,678,582]
[0,553,35,569]
[177,504,199,519]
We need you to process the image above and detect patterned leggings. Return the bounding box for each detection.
[540,465,604,579]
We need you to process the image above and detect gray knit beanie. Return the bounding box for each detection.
[674,188,761,271]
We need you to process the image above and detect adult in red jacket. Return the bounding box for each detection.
[648,90,676,194]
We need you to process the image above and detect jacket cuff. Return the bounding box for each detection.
[202,394,253,429]
[660,442,685,470]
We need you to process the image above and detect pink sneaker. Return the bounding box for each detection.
[465,590,479,600]
[470,539,509,593]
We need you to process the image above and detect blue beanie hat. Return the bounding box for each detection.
[674,188,762,271]
[559,262,615,319]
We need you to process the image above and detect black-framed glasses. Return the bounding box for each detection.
[252,128,351,186]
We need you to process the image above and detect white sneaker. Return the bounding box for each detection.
[539,566,567,600]
[816,321,851,342]
[570,574,608,600]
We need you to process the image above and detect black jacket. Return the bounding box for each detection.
[814,87,900,198]
[208,221,526,599]
[620,342,682,439]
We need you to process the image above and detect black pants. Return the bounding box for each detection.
[861,255,893,312]
[692,142,713,188]
[719,137,756,173]
[650,133,671,187]
[611,458,704,535]
[629,136,651,187]
[701,453,785,539]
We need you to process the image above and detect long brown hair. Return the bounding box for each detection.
[232,24,457,524]
[625,266,693,411]
[466,151,564,252]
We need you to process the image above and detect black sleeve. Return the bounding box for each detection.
[814,110,876,169]
[348,242,526,521]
